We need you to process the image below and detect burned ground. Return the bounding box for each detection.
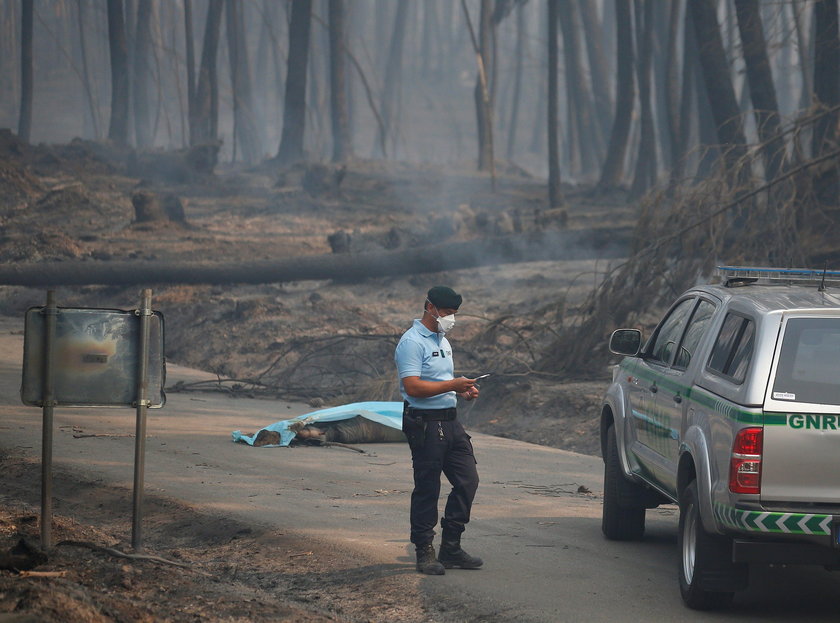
[0,448,476,623]
[0,137,630,621]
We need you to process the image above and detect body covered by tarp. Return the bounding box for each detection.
[232,401,404,448]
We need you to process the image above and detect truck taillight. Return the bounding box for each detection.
[729,427,763,494]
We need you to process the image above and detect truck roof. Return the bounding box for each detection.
[690,283,840,315]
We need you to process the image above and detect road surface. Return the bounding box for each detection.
[1,316,840,621]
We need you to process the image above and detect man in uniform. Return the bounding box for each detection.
[395,286,483,575]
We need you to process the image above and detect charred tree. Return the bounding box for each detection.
[688,0,748,181]
[791,3,813,112]
[672,0,696,185]
[559,0,602,177]
[694,34,722,180]
[579,0,613,142]
[329,0,352,162]
[107,0,130,145]
[226,0,262,163]
[77,0,100,139]
[812,0,839,204]
[630,0,657,199]
[505,2,525,160]
[374,0,408,158]
[734,0,785,181]
[547,0,563,214]
[277,0,312,164]
[17,0,33,143]
[133,0,153,149]
[0,228,629,288]
[598,0,634,189]
[183,0,196,142]
[191,0,223,146]
[460,0,495,173]
[664,0,683,184]
[813,0,839,157]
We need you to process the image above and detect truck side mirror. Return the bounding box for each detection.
[609,329,642,356]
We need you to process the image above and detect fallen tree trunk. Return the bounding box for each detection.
[0,228,630,287]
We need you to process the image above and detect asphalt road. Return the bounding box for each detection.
[2,316,840,622]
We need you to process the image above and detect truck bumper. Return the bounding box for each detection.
[733,539,840,566]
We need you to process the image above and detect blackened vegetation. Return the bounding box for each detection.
[172,333,402,404]
[539,109,840,378]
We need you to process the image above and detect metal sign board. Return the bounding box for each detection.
[21,307,165,408]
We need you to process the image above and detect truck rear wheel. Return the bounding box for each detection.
[678,480,742,609]
[602,425,645,540]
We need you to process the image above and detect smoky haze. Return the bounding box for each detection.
[0,1,817,185]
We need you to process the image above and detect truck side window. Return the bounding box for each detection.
[708,313,754,383]
[648,298,695,365]
[674,300,716,369]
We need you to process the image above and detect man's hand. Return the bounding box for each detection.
[451,376,476,393]
[459,385,480,401]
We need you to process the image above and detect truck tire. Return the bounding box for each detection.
[602,425,646,540]
[678,480,742,609]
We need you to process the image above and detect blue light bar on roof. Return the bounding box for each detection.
[717,266,840,284]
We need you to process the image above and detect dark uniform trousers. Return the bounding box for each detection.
[403,407,479,546]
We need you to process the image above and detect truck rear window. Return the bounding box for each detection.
[771,318,840,406]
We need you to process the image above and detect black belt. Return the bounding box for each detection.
[404,403,457,421]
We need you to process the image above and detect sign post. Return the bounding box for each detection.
[22,291,165,552]
[132,289,152,551]
[40,290,57,550]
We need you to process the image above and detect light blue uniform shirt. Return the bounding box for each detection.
[395,319,456,409]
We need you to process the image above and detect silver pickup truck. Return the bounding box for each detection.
[601,266,840,609]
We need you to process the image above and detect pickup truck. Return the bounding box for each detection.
[600,266,840,609]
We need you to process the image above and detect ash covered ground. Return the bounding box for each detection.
[0,134,633,621]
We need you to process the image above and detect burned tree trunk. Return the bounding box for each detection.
[0,229,630,287]
[329,0,352,162]
[472,0,495,173]
[688,0,748,180]
[630,0,657,199]
[812,0,839,204]
[17,0,33,143]
[579,0,613,142]
[191,0,223,146]
[734,0,785,181]
[559,0,602,176]
[373,0,408,159]
[277,0,312,164]
[77,0,101,139]
[133,0,153,149]
[813,0,839,158]
[664,0,683,185]
[225,0,262,164]
[183,0,196,134]
[107,0,130,145]
[547,0,563,213]
[598,0,634,189]
[506,2,525,160]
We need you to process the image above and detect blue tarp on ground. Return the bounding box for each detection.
[231,401,404,448]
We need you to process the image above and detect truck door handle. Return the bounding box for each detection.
[673,394,682,404]
[649,383,658,393]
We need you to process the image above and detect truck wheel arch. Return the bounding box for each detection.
[600,405,614,460]
[679,427,719,535]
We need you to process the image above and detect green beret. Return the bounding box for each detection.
[427,286,462,310]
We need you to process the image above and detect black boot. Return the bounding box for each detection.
[438,539,483,569]
[415,543,445,575]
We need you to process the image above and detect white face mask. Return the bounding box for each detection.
[427,300,456,333]
[436,313,456,333]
